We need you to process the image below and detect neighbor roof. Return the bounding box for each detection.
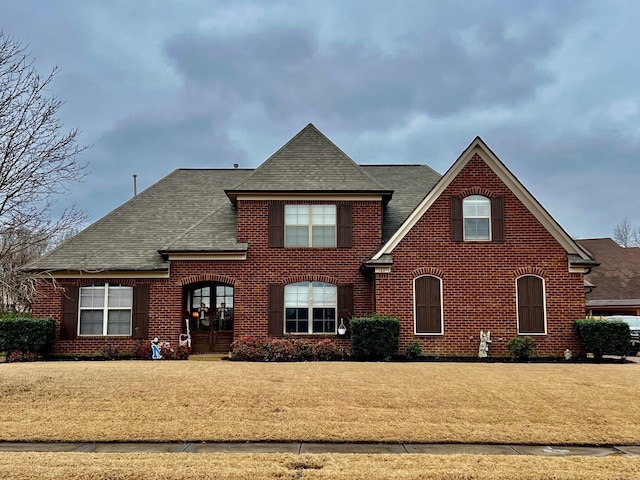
[578,238,640,305]
[225,124,393,202]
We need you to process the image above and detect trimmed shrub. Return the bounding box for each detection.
[229,336,344,361]
[265,337,297,361]
[350,314,400,360]
[405,341,422,360]
[507,336,536,360]
[0,317,55,354]
[229,336,266,360]
[574,318,631,361]
[312,338,342,360]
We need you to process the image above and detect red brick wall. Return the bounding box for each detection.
[32,278,181,356]
[374,154,586,357]
[33,200,382,355]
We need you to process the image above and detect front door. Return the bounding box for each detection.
[186,284,234,353]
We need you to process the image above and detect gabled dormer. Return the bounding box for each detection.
[226,124,394,250]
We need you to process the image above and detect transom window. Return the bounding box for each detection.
[285,205,336,247]
[285,281,337,334]
[79,283,133,336]
[463,195,491,241]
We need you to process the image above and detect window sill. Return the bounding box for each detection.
[77,335,132,338]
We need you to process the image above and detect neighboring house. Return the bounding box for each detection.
[29,124,597,357]
[577,238,640,316]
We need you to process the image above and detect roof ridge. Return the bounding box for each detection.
[229,123,389,192]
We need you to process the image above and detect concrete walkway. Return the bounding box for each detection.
[0,442,638,457]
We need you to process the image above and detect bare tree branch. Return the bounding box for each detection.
[613,218,640,248]
[0,32,88,311]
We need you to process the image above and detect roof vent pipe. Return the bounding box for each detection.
[133,174,138,197]
[233,163,239,169]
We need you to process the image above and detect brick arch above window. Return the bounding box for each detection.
[281,274,340,286]
[458,187,494,198]
[513,267,547,279]
[70,278,138,287]
[411,267,445,279]
[176,274,238,287]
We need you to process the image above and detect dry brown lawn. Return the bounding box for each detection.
[1,360,639,445]
[0,452,639,480]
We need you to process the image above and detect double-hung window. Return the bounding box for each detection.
[285,281,337,334]
[79,283,133,336]
[463,195,491,241]
[285,205,336,247]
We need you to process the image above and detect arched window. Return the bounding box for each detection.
[414,275,443,335]
[517,275,546,334]
[463,195,491,241]
[285,281,337,334]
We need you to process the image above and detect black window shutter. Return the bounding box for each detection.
[492,195,505,243]
[337,284,354,338]
[60,286,79,340]
[451,196,463,242]
[132,284,149,339]
[337,204,353,248]
[517,276,544,334]
[268,284,284,337]
[269,204,284,248]
[415,277,442,334]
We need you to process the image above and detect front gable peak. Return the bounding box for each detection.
[225,124,392,203]
[369,136,595,268]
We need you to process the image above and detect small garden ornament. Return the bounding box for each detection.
[151,337,162,360]
[478,330,491,358]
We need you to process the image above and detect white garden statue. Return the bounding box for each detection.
[478,330,492,358]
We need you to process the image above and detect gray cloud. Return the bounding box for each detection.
[1,0,639,240]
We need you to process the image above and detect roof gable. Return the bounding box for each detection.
[370,137,594,264]
[226,124,392,202]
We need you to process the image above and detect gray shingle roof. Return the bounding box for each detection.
[226,124,392,201]
[29,169,252,272]
[578,238,640,303]
[29,125,444,273]
[363,165,441,242]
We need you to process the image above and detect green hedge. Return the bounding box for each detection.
[0,317,55,354]
[351,314,400,360]
[574,318,631,360]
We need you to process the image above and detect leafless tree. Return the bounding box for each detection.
[0,32,88,311]
[613,218,640,247]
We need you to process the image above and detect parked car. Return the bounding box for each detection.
[606,316,640,355]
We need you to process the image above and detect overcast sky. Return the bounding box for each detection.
[2,0,639,240]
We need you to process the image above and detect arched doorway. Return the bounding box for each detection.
[184,283,234,353]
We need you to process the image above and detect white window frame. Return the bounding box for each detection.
[463,195,491,241]
[413,275,444,336]
[515,275,547,335]
[284,281,337,334]
[78,283,133,336]
[285,205,337,247]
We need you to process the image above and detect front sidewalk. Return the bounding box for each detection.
[0,441,638,457]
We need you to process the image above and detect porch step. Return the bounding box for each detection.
[188,353,228,361]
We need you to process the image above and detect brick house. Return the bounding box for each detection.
[29,124,597,357]
[578,238,640,316]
